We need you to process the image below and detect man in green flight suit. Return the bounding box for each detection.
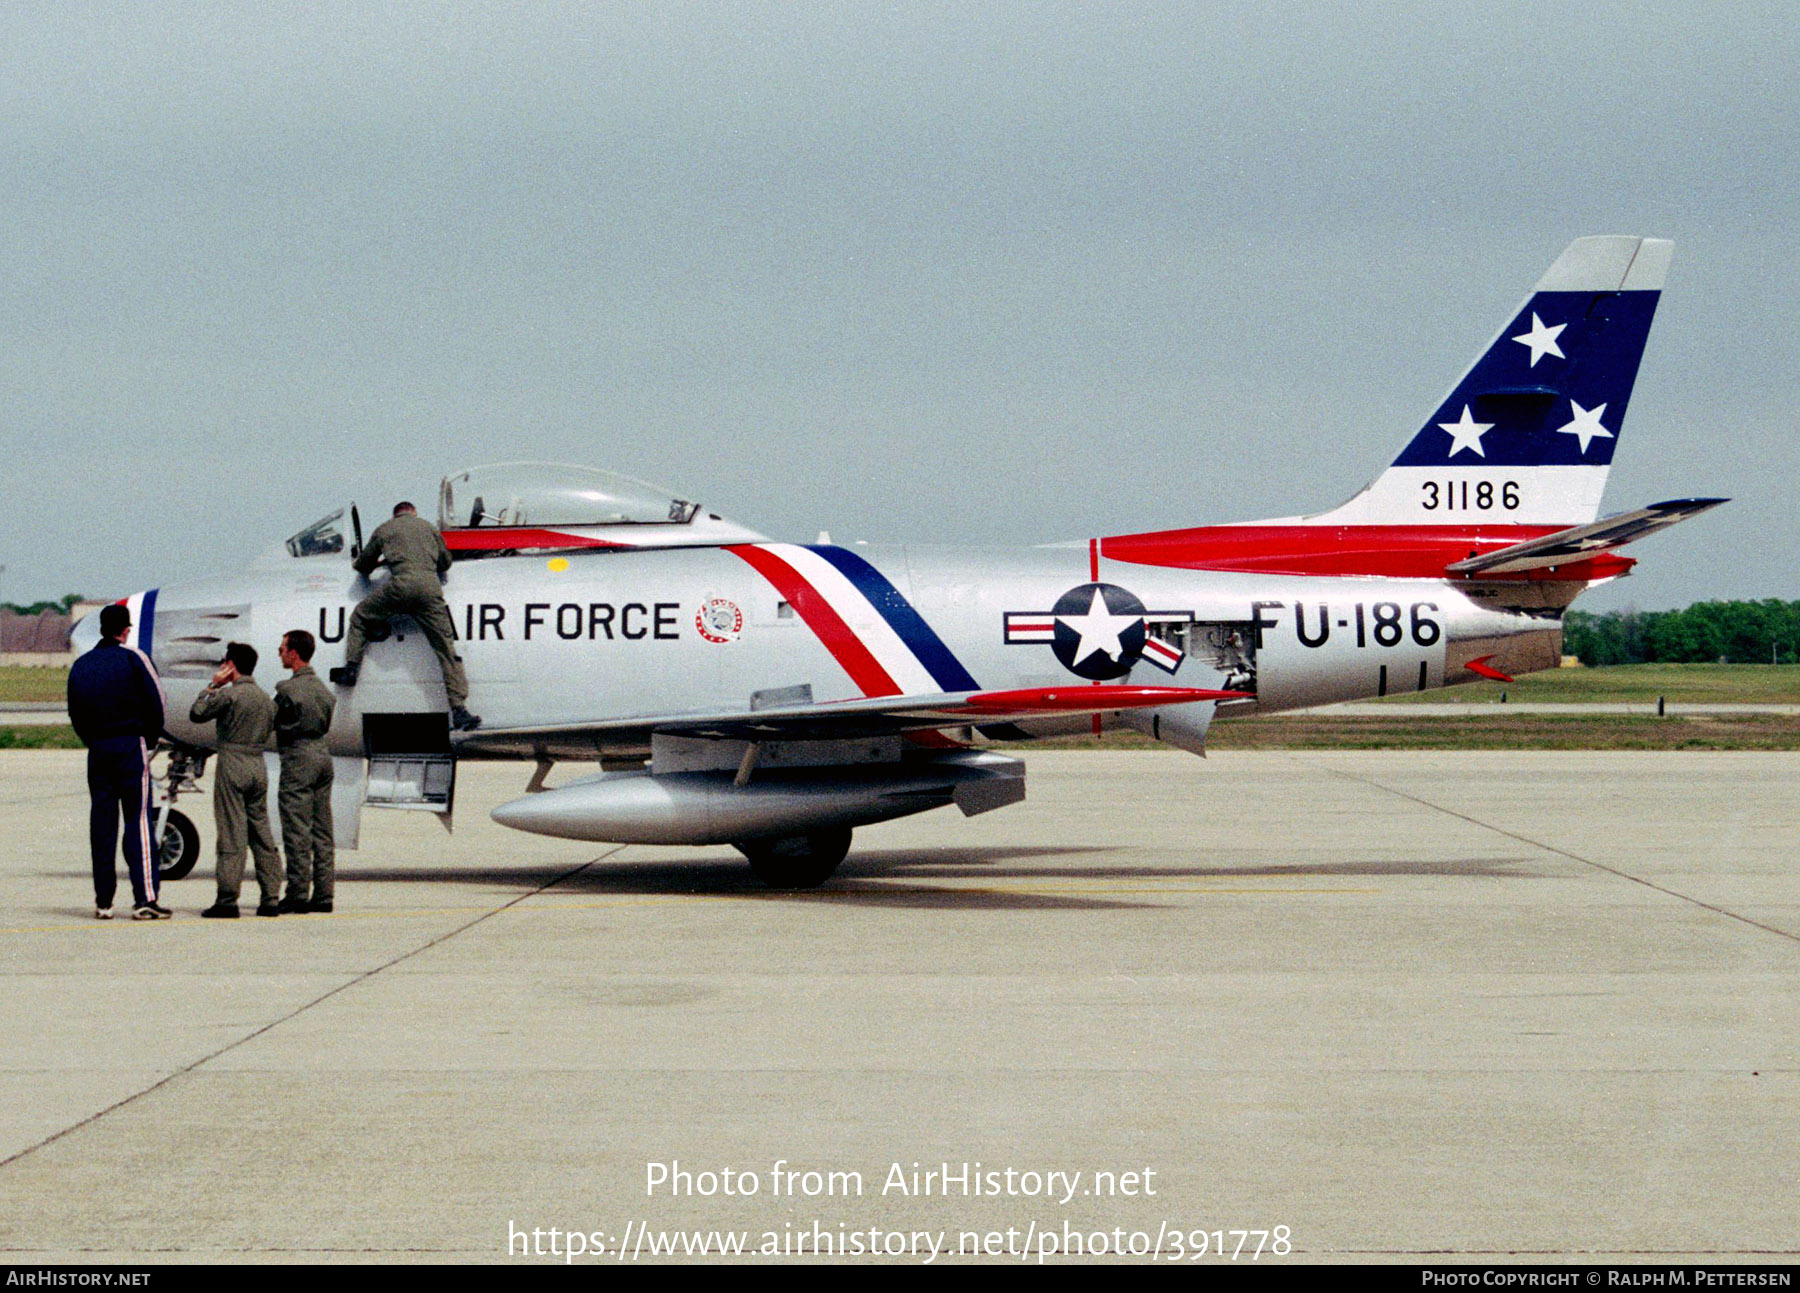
[275,629,337,915]
[331,500,481,731]
[190,642,283,918]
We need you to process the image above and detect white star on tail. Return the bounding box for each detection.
[1512,312,1566,366]
[1438,405,1494,458]
[1555,400,1613,454]
[1057,588,1140,667]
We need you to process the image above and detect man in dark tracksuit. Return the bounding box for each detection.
[274,629,337,914]
[189,642,283,918]
[332,500,481,731]
[66,602,169,920]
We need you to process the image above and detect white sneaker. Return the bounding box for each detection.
[95,906,114,921]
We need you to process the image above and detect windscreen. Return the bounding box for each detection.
[286,509,346,557]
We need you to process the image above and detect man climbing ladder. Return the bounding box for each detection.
[331,501,481,732]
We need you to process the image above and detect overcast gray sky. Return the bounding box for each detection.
[2,1,1794,611]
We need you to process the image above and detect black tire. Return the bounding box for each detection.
[157,808,201,881]
[735,828,852,889]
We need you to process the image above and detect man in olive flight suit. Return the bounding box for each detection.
[189,642,283,918]
[274,629,337,914]
[331,501,481,731]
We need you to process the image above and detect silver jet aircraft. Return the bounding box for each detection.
[82,236,1722,887]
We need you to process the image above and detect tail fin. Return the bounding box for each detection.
[1311,236,1671,527]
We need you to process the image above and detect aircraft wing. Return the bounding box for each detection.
[1446,498,1728,576]
[452,684,1250,758]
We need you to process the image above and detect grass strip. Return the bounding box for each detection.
[0,724,83,750]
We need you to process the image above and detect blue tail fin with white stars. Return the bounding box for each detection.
[1311,236,1671,527]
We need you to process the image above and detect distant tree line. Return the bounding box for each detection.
[0,593,86,617]
[1565,600,1800,665]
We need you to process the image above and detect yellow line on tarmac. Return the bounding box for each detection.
[942,884,1378,895]
[0,883,1376,933]
[0,901,688,933]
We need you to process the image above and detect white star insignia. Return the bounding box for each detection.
[1437,405,1494,459]
[1555,400,1613,454]
[1057,588,1140,667]
[1512,312,1566,367]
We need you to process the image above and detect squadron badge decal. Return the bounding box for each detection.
[1004,583,1190,679]
[696,596,744,644]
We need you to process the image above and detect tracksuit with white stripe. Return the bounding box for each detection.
[67,637,166,909]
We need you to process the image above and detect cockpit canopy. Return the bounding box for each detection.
[282,463,762,562]
[440,463,700,530]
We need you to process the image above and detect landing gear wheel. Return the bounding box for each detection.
[156,808,201,881]
[735,828,852,889]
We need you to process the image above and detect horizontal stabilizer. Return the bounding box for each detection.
[1446,498,1727,575]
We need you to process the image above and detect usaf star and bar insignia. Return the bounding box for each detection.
[1004,583,1190,680]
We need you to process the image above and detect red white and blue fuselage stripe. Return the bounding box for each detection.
[726,544,979,698]
[116,589,159,659]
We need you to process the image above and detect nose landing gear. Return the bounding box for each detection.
[156,809,200,881]
[150,745,207,881]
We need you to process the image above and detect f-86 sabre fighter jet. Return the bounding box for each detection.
[86,236,1722,888]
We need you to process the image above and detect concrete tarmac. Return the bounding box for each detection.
[0,749,1795,1264]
